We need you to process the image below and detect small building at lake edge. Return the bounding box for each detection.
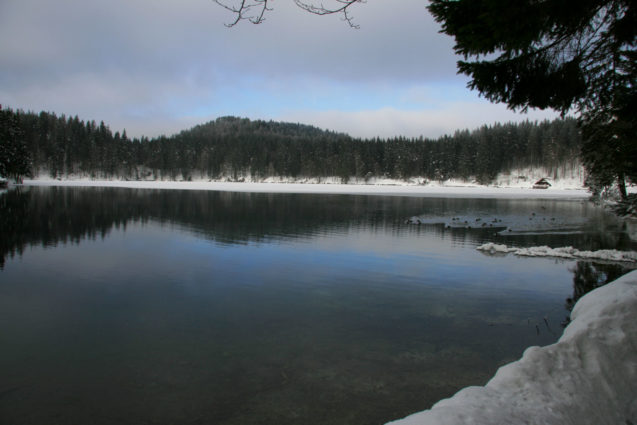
[533,178,552,189]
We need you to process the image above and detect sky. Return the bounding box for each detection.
[0,0,560,140]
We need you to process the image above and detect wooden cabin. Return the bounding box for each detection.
[533,178,552,189]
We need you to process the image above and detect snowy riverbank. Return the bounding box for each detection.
[386,270,637,425]
[21,178,590,199]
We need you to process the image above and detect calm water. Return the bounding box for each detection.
[1,187,635,425]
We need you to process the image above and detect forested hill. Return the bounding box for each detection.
[182,116,347,139]
[6,109,581,184]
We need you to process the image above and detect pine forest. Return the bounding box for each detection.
[4,108,582,185]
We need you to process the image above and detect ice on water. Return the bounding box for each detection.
[477,243,637,263]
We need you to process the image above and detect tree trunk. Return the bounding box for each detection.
[617,172,627,200]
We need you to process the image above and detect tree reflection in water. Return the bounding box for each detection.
[2,185,636,425]
[563,261,635,326]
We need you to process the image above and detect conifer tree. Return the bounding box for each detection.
[0,108,31,182]
[428,0,636,198]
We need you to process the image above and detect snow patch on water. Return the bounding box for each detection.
[477,243,637,263]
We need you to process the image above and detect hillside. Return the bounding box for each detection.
[5,109,583,186]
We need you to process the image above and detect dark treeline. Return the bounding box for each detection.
[9,109,581,183]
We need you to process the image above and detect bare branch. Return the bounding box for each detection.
[212,0,273,27]
[293,0,364,28]
[212,0,364,28]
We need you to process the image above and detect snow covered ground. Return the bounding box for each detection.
[19,163,593,197]
[22,178,590,199]
[386,269,637,425]
[24,162,588,190]
[493,165,585,190]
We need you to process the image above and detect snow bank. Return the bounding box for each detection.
[477,243,637,263]
[386,270,637,425]
[27,163,589,191]
[22,179,589,199]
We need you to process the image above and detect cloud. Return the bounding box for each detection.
[0,0,560,139]
[279,102,560,139]
[1,0,450,84]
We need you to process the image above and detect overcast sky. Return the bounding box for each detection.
[1,0,559,139]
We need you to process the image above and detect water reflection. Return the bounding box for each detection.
[0,186,419,268]
[562,261,633,326]
[2,186,633,269]
[0,186,635,425]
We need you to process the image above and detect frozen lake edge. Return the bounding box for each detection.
[21,179,590,199]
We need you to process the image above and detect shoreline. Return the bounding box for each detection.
[21,179,590,199]
[386,270,637,425]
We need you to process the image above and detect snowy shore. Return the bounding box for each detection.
[386,270,637,425]
[21,178,590,199]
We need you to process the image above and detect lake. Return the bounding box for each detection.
[1,186,635,425]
